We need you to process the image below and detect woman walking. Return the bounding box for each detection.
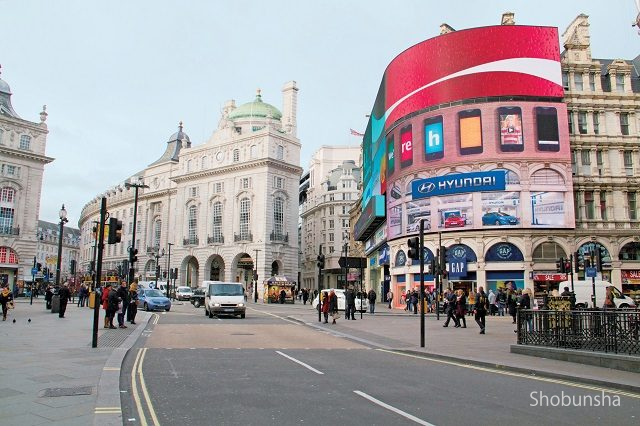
[128,282,139,324]
[321,291,330,323]
[0,285,14,321]
[101,284,112,328]
[455,289,467,328]
[329,290,339,324]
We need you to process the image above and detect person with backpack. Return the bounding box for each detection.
[474,286,488,334]
[507,289,518,324]
[367,288,377,314]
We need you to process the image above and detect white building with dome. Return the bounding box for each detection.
[78,82,302,298]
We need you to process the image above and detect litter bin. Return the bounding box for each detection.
[51,295,60,313]
[88,291,95,309]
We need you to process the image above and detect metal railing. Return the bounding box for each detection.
[207,235,224,244]
[516,309,640,355]
[0,226,19,236]
[270,231,288,242]
[183,236,199,246]
[234,232,252,242]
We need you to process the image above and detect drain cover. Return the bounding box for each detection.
[40,386,93,397]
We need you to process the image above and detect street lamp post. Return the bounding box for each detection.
[154,248,165,289]
[343,233,349,291]
[124,179,149,284]
[253,248,261,303]
[55,205,68,288]
[166,243,173,298]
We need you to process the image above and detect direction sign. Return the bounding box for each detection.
[31,267,38,275]
[338,256,367,269]
[586,266,597,278]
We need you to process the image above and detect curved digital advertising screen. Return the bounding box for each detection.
[358,24,574,241]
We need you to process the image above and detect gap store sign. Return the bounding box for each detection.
[411,170,506,199]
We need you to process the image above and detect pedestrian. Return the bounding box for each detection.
[77,283,86,307]
[603,286,615,310]
[58,283,70,318]
[443,289,460,327]
[387,290,393,309]
[519,288,533,331]
[488,289,496,316]
[0,285,14,321]
[107,283,120,329]
[116,280,129,328]
[455,289,467,328]
[321,291,330,324]
[345,287,356,320]
[367,288,377,314]
[279,288,286,304]
[507,289,518,324]
[101,284,112,329]
[45,285,53,310]
[302,288,309,305]
[474,286,488,334]
[497,288,506,316]
[128,282,139,324]
[329,290,339,324]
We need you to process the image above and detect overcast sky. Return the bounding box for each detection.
[2,0,638,226]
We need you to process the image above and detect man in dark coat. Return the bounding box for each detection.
[442,289,460,327]
[107,284,120,329]
[345,287,356,320]
[367,289,377,314]
[58,283,71,318]
[474,286,488,334]
[116,281,129,328]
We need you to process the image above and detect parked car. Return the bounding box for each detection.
[482,211,519,226]
[137,288,172,312]
[191,287,205,308]
[311,289,368,312]
[175,286,193,301]
[444,215,466,228]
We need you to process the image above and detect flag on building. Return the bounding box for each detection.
[350,128,364,137]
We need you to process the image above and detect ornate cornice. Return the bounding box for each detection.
[172,159,303,184]
[0,146,54,164]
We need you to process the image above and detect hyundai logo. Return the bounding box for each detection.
[418,182,435,194]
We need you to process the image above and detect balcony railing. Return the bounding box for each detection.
[0,226,19,236]
[234,232,252,242]
[270,231,288,242]
[207,235,224,244]
[516,309,640,355]
[183,236,199,246]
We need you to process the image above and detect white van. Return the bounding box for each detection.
[559,280,636,309]
[203,281,246,318]
[137,281,167,294]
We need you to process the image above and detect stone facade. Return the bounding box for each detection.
[299,146,361,290]
[0,71,53,291]
[36,220,80,284]
[78,83,302,300]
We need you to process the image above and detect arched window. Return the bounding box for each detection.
[187,206,198,244]
[273,197,284,238]
[250,145,257,158]
[531,168,564,185]
[240,198,250,239]
[0,247,18,264]
[187,159,192,172]
[153,219,162,249]
[212,201,223,243]
[0,187,16,233]
[19,135,31,150]
[202,156,208,170]
[233,149,240,162]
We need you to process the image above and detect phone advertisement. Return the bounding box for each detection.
[499,107,524,152]
[459,110,482,155]
[424,116,444,160]
[536,107,560,152]
[400,125,413,167]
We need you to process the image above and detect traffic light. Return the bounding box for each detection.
[129,247,138,264]
[563,258,571,274]
[172,268,178,279]
[574,251,580,273]
[556,257,565,273]
[317,254,325,269]
[407,237,420,260]
[107,218,123,244]
[596,248,603,271]
[70,259,76,275]
[439,246,447,273]
[37,262,42,272]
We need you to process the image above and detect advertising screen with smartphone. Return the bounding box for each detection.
[400,125,413,168]
[535,106,560,152]
[424,116,444,161]
[458,109,483,155]
[387,135,395,176]
[498,107,524,152]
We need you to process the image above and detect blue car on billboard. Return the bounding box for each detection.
[137,288,172,312]
[482,211,519,226]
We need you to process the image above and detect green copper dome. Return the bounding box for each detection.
[228,90,282,121]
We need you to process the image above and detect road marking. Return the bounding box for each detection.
[152,314,159,325]
[103,367,120,371]
[95,407,122,414]
[131,349,148,426]
[354,391,435,425]
[248,307,300,324]
[376,349,640,399]
[138,348,161,425]
[276,351,324,375]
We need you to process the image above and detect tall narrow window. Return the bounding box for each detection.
[581,150,591,165]
[250,145,257,158]
[624,150,634,176]
[212,201,223,243]
[201,156,208,170]
[620,113,630,135]
[600,191,608,221]
[567,111,574,134]
[19,135,31,150]
[628,192,637,220]
[0,187,15,234]
[589,73,596,91]
[233,149,240,162]
[578,111,587,134]
[276,145,284,160]
[240,198,250,239]
[562,72,569,90]
[584,191,595,220]
[574,73,583,91]
[153,220,162,249]
[0,129,3,144]
[188,206,197,244]
[593,112,599,134]
[616,74,625,92]
[273,197,284,238]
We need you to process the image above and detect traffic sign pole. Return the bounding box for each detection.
[30,256,36,305]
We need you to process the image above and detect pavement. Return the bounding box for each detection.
[1,297,639,426]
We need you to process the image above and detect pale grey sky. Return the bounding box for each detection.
[1,0,638,226]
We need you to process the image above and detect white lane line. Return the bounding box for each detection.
[276,351,324,375]
[354,390,435,426]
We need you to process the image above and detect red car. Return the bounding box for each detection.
[444,215,466,228]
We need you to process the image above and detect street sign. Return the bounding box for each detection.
[586,266,597,278]
[31,267,38,275]
[338,256,367,269]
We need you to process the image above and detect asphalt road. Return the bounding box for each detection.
[119,301,640,426]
